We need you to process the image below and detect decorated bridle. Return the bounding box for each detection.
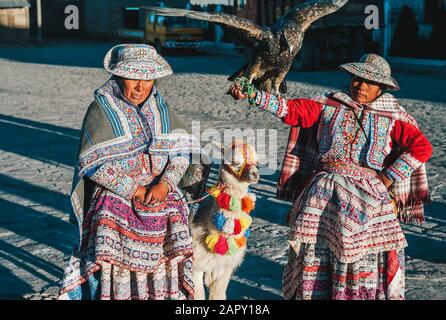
[225,141,256,179]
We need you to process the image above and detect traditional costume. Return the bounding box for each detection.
[248,54,432,300]
[59,44,203,300]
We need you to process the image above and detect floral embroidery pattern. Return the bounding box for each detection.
[385,153,422,182]
[366,114,394,170]
[253,90,288,118]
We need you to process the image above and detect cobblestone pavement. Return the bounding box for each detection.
[0,40,445,300]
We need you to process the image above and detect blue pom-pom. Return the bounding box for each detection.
[213,212,226,231]
[244,228,251,238]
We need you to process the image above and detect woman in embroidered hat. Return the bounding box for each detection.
[58,44,203,300]
[228,53,432,300]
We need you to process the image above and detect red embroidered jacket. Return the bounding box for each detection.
[252,92,432,182]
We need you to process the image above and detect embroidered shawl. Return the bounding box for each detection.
[277,91,430,224]
[69,78,204,249]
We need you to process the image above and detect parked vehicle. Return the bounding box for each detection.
[118,3,206,54]
[144,10,206,53]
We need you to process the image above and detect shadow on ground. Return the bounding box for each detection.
[404,201,446,264]
[0,115,77,250]
[0,114,79,168]
[0,115,78,297]
[0,263,33,299]
[227,253,283,300]
[0,197,74,253]
[0,239,65,298]
[0,193,74,297]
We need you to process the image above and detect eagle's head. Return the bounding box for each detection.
[280,29,297,56]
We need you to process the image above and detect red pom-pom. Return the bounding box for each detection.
[233,219,242,235]
[217,192,231,210]
[213,235,229,255]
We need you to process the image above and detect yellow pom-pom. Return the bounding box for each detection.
[208,186,221,198]
[205,233,220,252]
[239,215,252,231]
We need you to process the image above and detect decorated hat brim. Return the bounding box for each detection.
[105,60,173,80]
[104,45,173,80]
[340,62,400,91]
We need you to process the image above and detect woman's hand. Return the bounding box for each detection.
[227,84,256,100]
[145,181,169,204]
[378,172,393,189]
[133,185,148,202]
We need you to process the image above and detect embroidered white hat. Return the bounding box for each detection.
[104,44,173,80]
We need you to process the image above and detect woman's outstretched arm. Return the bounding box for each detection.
[228,84,322,128]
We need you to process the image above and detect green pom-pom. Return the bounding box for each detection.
[229,196,242,212]
[227,237,239,255]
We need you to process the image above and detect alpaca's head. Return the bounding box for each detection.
[219,140,259,190]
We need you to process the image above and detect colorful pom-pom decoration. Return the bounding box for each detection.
[222,217,235,235]
[207,186,221,198]
[229,196,242,212]
[205,233,220,252]
[235,236,247,248]
[239,215,252,231]
[206,183,257,256]
[213,235,229,255]
[213,212,226,231]
[217,192,231,210]
[227,237,239,255]
[241,196,255,214]
[233,219,242,235]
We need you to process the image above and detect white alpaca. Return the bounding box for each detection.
[191,141,259,300]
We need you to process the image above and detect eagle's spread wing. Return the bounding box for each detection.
[143,6,265,48]
[283,0,349,32]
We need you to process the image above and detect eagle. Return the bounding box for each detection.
[144,0,349,94]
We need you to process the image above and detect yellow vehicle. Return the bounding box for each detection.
[144,9,205,53]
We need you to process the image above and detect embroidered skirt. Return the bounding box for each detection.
[282,243,405,300]
[58,187,194,300]
[284,166,407,300]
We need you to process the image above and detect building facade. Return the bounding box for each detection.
[0,0,30,42]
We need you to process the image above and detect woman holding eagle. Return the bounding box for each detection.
[229,53,432,300]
